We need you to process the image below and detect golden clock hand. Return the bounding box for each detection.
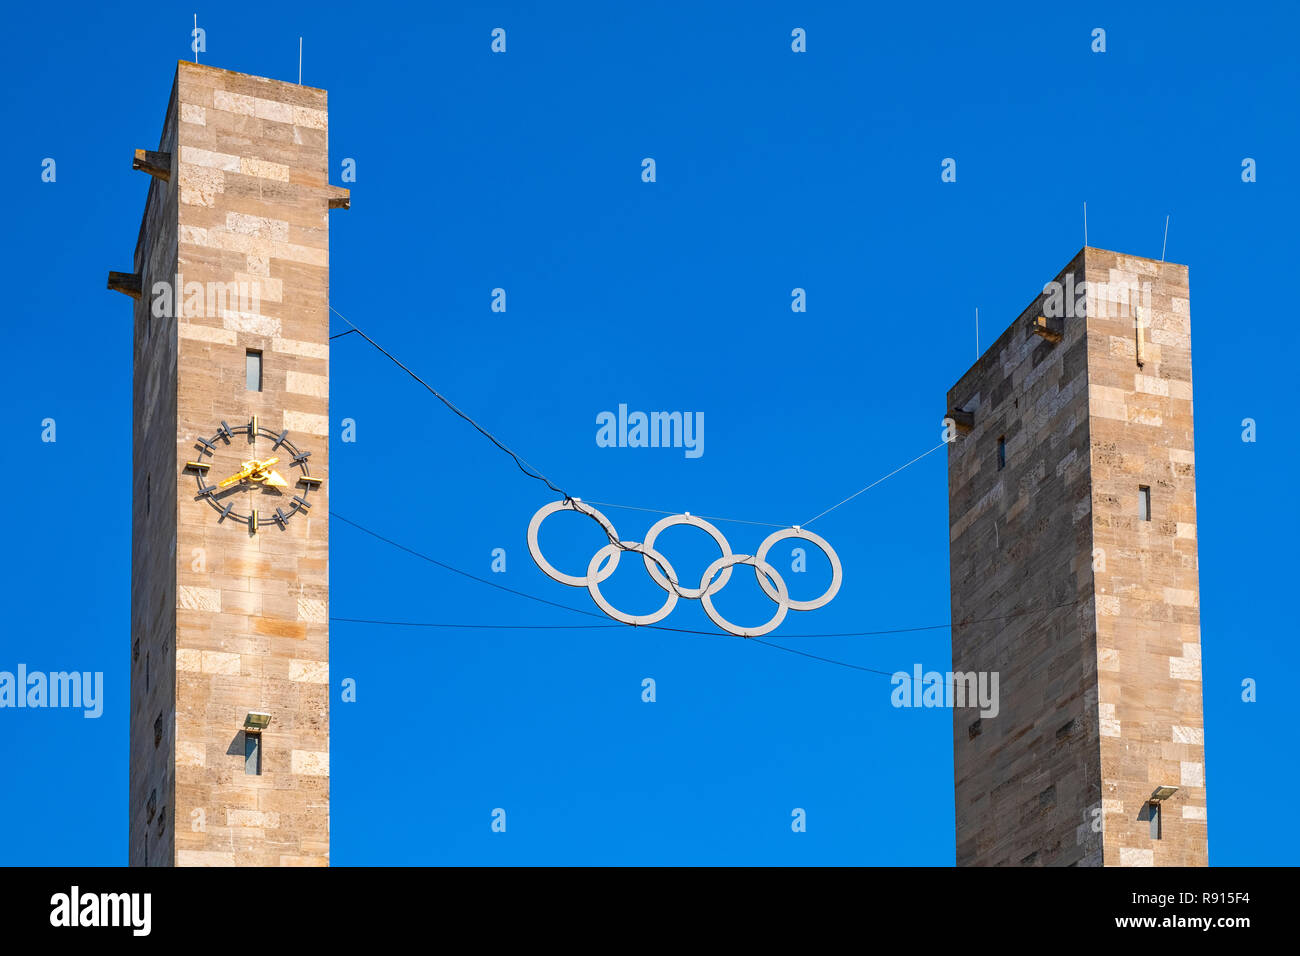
[261,469,289,489]
[222,456,283,486]
[218,462,258,488]
[247,457,283,482]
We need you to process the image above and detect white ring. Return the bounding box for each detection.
[586,541,678,626]
[698,553,790,638]
[640,513,733,599]
[754,527,842,611]
[527,499,620,588]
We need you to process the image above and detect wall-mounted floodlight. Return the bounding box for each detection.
[1147,786,1178,840]
[244,712,272,732]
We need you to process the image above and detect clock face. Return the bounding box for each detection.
[183,419,322,533]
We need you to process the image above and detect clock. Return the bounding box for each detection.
[182,417,323,533]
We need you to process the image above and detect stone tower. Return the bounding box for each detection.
[114,62,348,866]
[945,247,1207,866]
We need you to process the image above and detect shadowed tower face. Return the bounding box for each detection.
[945,248,1207,867]
[125,62,347,866]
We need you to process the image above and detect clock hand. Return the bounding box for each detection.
[217,456,280,488]
[246,457,282,483]
[218,461,259,488]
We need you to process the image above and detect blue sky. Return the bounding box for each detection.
[1,1,1296,865]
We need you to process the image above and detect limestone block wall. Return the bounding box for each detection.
[129,79,181,869]
[1084,250,1207,866]
[947,251,1101,866]
[130,61,335,866]
[946,247,1207,867]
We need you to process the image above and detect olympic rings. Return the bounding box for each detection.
[526,499,842,637]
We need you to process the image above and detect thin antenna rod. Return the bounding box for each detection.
[298,37,303,85]
[1083,201,1088,247]
[975,307,979,358]
[194,14,198,64]
[1161,215,1169,261]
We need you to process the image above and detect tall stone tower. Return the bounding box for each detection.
[114,62,348,866]
[945,247,1207,867]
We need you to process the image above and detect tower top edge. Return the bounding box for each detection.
[174,59,328,97]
